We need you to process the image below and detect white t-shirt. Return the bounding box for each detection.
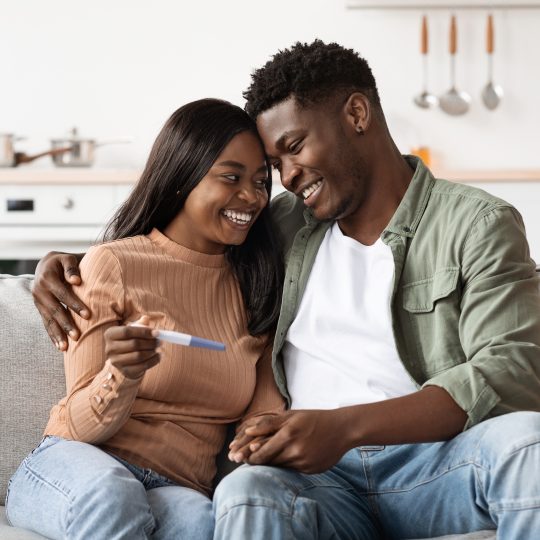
[283,222,418,410]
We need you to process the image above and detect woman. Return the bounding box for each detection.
[5,99,285,539]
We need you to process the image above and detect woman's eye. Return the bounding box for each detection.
[271,162,281,172]
[223,174,240,181]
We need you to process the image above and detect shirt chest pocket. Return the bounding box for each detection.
[401,267,464,377]
[402,267,460,313]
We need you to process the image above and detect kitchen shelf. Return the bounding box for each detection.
[347,1,540,9]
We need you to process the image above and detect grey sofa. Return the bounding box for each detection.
[0,274,496,539]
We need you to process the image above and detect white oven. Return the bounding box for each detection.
[0,170,137,274]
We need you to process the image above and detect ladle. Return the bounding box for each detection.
[481,13,503,110]
[414,15,438,109]
[439,15,471,116]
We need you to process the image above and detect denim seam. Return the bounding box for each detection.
[290,484,357,538]
[22,461,73,502]
[363,460,488,495]
[360,450,382,520]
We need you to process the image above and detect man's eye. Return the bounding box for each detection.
[255,178,269,188]
[289,141,302,154]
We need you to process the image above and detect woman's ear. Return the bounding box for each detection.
[343,92,371,135]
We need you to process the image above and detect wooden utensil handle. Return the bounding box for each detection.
[450,15,457,55]
[487,14,494,54]
[421,15,428,55]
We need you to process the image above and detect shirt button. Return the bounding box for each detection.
[105,372,114,381]
[102,384,112,391]
[94,395,103,404]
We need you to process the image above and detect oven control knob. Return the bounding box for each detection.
[63,197,75,210]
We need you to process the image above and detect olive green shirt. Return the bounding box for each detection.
[270,156,540,430]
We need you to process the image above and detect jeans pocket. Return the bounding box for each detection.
[29,435,62,457]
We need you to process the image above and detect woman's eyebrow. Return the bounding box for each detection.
[215,161,268,174]
[215,160,245,170]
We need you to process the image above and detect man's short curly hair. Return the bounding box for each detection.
[244,40,381,119]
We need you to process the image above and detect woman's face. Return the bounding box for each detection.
[165,131,269,254]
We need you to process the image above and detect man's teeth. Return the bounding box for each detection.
[222,210,253,224]
[302,180,322,200]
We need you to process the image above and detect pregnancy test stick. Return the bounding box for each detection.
[131,324,225,351]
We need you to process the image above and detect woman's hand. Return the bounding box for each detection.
[32,251,89,351]
[104,316,161,380]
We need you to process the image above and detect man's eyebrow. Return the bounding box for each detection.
[275,130,302,150]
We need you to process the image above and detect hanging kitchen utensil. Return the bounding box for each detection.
[439,15,471,116]
[414,15,438,109]
[50,127,133,167]
[0,133,72,167]
[481,13,503,110]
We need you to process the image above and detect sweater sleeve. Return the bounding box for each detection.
[63,245,142,444]
[241,338,286,422]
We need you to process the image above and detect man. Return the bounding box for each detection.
[34,41,540,538]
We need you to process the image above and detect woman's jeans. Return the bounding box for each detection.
[5,436,213,540]
[214,411,540,540]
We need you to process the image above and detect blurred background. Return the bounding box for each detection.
[1,0,540,272]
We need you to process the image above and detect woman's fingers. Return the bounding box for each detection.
[104,319,161,379]
[113,351,161,380]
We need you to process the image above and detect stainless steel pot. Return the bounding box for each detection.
[50,127,132,167]
[0,133,73,167]
[0,133,22,167]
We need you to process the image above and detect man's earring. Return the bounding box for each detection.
[356,126,364,135]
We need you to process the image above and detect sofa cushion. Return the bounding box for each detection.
[0,274,65,503]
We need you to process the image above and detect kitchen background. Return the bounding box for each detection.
[1,0,540,272]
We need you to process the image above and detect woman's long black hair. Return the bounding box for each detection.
[103,98,283,336]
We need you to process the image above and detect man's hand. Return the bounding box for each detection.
[229,409,351,474]
[32,251,88,351]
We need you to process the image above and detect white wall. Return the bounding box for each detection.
[1,0,539,171]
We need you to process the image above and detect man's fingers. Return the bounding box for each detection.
[228,436,269,463]
[60,254,82,284]
[48,282,90,320]
[246,430,289,465]
[37,304,69,350]
[244,415,283,437]
[35,294,81,341]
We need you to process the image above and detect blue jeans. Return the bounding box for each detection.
[5,436,213,540]
[213,411,540,539]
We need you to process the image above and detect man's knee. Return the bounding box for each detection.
[214,465,291,508]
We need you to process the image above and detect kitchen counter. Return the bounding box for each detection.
[1,168,540,185]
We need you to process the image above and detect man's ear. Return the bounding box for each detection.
[343,92,371,135]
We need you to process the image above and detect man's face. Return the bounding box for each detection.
[256,96,368,222]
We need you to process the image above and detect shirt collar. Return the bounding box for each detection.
[383,155,436,240]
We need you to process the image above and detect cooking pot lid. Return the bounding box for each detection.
[51,127,95,144]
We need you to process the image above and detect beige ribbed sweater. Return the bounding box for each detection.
[44,228,284,495]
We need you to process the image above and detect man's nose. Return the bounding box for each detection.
[281,162,302,192]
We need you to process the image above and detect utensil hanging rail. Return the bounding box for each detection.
[346,2,540,10]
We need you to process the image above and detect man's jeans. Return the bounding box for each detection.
[214,411,540,539]
[5,436,213,540]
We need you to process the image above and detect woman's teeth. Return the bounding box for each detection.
[302,180,322,200]
[222,210,253,225]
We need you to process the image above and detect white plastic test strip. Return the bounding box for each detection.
[131,324,225,351]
